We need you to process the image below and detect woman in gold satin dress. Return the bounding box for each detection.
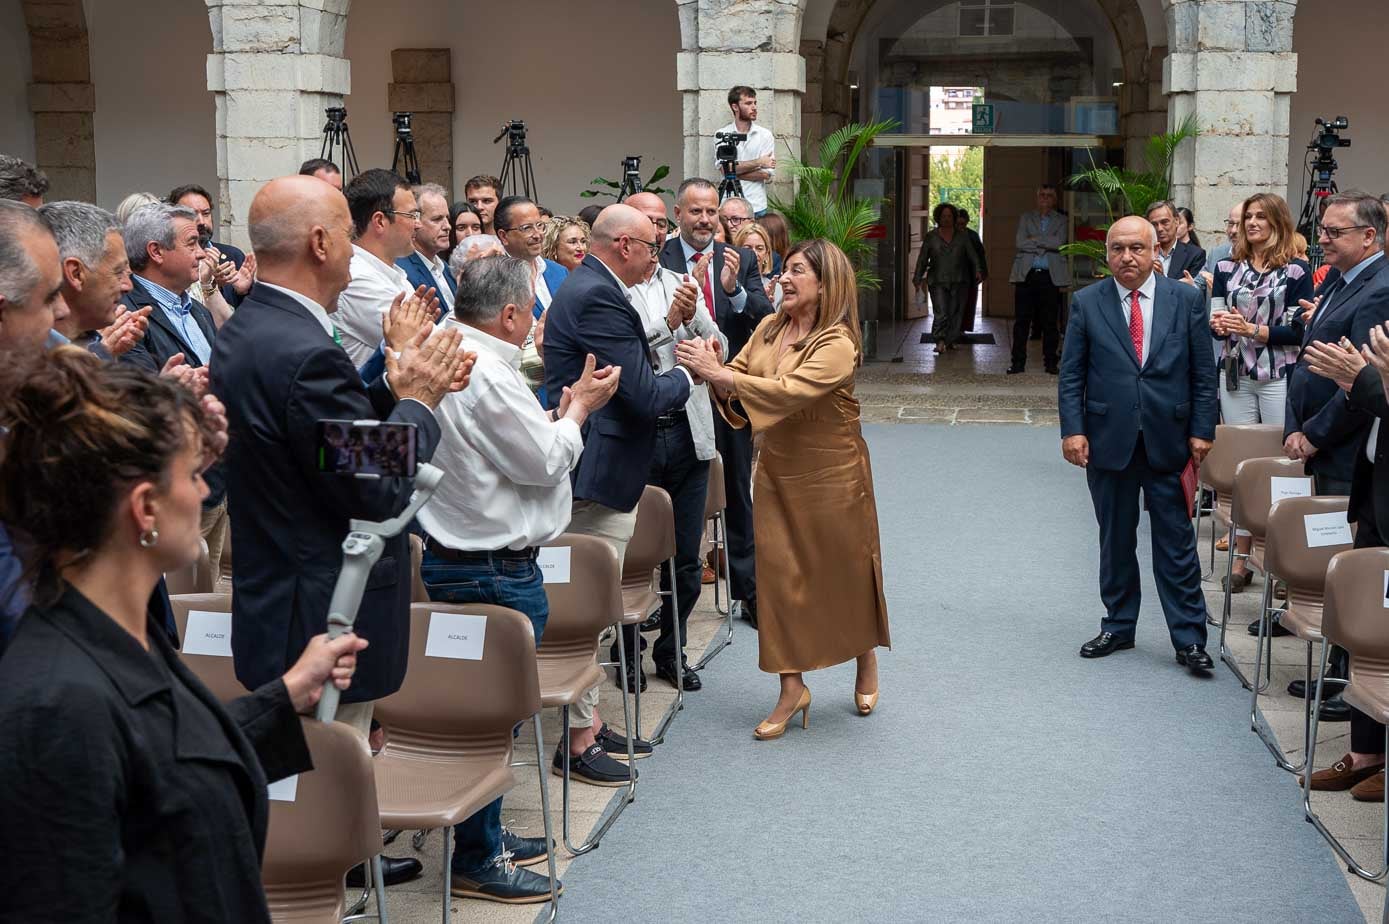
[675,238,890,739]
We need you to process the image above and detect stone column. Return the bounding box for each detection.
[676,0,806,207]
[388,49,455,193]
[21,0,96,202]
[1164,0,1298,244]
[205,0,352,248]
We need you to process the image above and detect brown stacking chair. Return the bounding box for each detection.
[170,592,248,702]
[1304,548,1389,885]
[536,532,633,857]
[373,602,556,923]
[619,485,681,744]
[1218,456,1312,688]
[262,717,388,924]
[1195,423,1286,580]
[694,452,732,671]
[166,538,214,596]
[1250,495,1353,773]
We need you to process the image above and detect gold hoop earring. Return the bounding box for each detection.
[139,527,159,549]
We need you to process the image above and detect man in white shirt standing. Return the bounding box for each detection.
[713,85,776,216]
[613,192,727,692]
[397,182,457,313]
[418,253,619,904]
[495,195,568,321]
[335,169,420,365]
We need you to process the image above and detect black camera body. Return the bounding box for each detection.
[715,130,747,165]
[392,111,413,138]
[494,119,528,150]
[1312,116,1350,152]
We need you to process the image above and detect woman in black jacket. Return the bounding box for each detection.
[0,347,367,923]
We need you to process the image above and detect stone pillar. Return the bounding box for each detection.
[205,0,352,248]
[676,0,806,207]
[388,50,455,194]
[1121,45,1168,169]
[21,0,96,202]
[1164,0,1298,244]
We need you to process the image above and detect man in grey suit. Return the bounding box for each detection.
[1008,184,1071,374]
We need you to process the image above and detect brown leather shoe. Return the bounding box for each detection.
[701,565,716,585]
[1300,754,1384,791]
[1352,770,1387,802]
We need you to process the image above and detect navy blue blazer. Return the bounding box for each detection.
[543,254,691,512]
[209,283,441,702]
[658,238,774,361]
[212,239,247,307]
[1285,256,1389,483]
[1058,273,1217,473]
[1164,239,1206,281]
[534,258,569,319]
[396,250,458,306]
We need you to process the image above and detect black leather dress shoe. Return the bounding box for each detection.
[1175,645,1214,672]
[1079,631,1135,658]
[1288,677,1348,700]
[639,613,661,632]
[346,855,423,888]
[1318,694,1353,722]
[656,661,701,691]
[1248,616,1291,637]
[616,665,646,693]
[1006,365,1025,375]
[738,598,758,629]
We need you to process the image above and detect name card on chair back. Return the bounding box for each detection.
[1304,512,1353,549]
[183,610,234,657]
[425,612,487,660]
[267,775,299,802]
[537,547,571,584]
[1271,476,1313,502]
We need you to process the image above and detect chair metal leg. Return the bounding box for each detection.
[561,662,637,856]
[411,829,428,851]
[711,511,730,617]
[608,618,641,741]
[1218,513,1256,689]
[695,512,734,672]
[1251,576,1301,771]
[373,854,389,924]
[1303,641,1389,882]
[440,825,452,924]
[651,555,684,745]
[531,713,559,923]
[343,855,389,923]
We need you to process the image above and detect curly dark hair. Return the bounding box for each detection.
[0,346,211,604]
[932,202,958,226]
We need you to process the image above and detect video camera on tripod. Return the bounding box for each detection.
[1296,116,1351,269]
[493,119,537,199]
[714,130,747,202]
[391,111,421,184]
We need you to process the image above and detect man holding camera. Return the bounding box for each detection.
[713,86,776,217]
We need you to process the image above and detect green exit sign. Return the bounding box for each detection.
[971,103,995,134]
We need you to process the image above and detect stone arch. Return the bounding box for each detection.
[20,0,95,200]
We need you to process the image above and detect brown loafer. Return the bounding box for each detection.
[1352,770,1387,802]
[1300,754,1384,791]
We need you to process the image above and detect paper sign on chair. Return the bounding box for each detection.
[425,612,488,660]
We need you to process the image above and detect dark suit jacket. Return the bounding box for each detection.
[1349,366,1389,529]
[0,584,310,923]
[543,254,691,512]
[1164,240,1206,280]
[119,276,226,507]
[1285,256,1389,483]
[209,283,441,702]
[1058,273,1217,472]
[396,250,458,306]
[659,238,774,362]
[213,239,247,307]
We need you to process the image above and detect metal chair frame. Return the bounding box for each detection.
[1248,574,1309,773]
[695,505,733,671]
[1217,490,1269,691]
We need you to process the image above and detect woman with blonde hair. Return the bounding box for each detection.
[733,222,783,309]
[541,216,590,272]
[1210,191,1312,593]
[676,238,890,738]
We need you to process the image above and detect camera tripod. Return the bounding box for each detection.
[1297,117,1350,270]
[320,107,360,179]
[494,120,537,200]
[717,158,744,203]
[391,112,421,185]
[617,155,643,202]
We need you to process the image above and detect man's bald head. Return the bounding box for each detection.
[592,203,648,242]
[1106,215,1157,289]
[624,192,665,215]
[590,204,658,286]
[623,192,670,257]
[247,175,355,310]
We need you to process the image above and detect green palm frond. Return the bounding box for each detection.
[1068,119,1200,220]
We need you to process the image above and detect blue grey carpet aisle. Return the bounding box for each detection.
[549,424,1362,923]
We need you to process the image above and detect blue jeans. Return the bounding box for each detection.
[420,549,548,874]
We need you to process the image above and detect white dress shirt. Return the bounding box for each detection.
[1113,270,1157,363]
[532,256,554,312]
[336,244,413,366]
[629,265,728,461]
[712,121,776,213]
[419,250,454,311]
[417,321,584,551]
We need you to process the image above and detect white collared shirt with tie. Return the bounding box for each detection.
[1113,269,1157,363]
[419,250,455,312]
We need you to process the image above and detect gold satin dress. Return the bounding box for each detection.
[717,319,891,674]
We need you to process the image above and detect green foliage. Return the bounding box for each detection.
[581,163,673,199]
[928,146,984,227]
[768,118,900,290]
[1059,115,1200,276]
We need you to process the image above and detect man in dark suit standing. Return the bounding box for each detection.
[1058,215,1218,672]
[397,182,458,315]
[210,175,470,881]
[1147,200,1206,283]
[661,177,774,626]
[542,203,694,786]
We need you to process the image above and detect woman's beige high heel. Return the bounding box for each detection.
[855,690,879,716]
[754,688,811,740]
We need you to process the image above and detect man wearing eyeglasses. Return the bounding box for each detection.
[718,196,754,243]
[495,195,567,321]
[1284,191,1389,498]
[335,169,424,366]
